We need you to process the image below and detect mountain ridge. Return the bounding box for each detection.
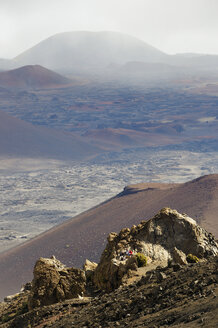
[11,31,218,75]
[1,31,218,76]
[13,31,168,72]
[0,65,72,89]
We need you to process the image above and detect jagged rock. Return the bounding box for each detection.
[172,247,188,265]
[83,259,98,280]
[93,249,138,292]
[157,272,167,282]
[28,256,86,309]
[93,208,218,291]
[120,228,130,239]
[107,232,118,242]
[4,293,20,303]
[22,282,32,292]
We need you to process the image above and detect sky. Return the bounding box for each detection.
[0,0,218,58]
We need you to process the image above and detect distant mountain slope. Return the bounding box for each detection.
[116,61,186,80]
[0,110,100,160]
[83,127,183,149]
[171,53,218,69]
[13,31,168,72]
[0,58,14,71]
[0,65,72,89]
[0,174,218,300]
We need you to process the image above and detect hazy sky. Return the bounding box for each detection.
[1,0,218,58]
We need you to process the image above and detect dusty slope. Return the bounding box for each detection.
[83,128,183,149]
[0,110,100,160]
[0,65,72,89]
[0,174,218,300]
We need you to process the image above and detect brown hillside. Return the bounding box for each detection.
[83,128,183,150]
[0,65,72,89]
[0,174,218,300]
[0,110,101,160]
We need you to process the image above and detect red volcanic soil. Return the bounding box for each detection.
[0,65,72,89]
[0,174,218,300]
[0,110,101,160]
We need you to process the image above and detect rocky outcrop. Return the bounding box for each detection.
[1,206,218,327]
[23,208,218,308]
[92,232,138,291]
[83,259,98,280]
[93,208,218,291]
[28,256,86,309]
[4,293,21,303]
[1,255,217,328]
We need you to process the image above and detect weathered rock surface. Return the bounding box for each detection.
[83,259,98,280]
[28,256,86,309]
[93,208,218,291]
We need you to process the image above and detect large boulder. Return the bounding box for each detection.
[28,256,86,309]
[93,208,218,291]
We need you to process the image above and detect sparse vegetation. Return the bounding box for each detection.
[186,254,199,263]
[136,253,147,267]
[1,313,10,323]
[16,301,28,316]
[0,299,29,324]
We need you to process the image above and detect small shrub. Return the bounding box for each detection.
[186,254,199,263]
[16,301,29,316]
[1,313,10,323]
[136,253,147,267]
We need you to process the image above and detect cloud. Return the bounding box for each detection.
[0,0,218,58]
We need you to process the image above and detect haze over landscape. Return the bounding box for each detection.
[0,1,218,326]
[1,0,218,58]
